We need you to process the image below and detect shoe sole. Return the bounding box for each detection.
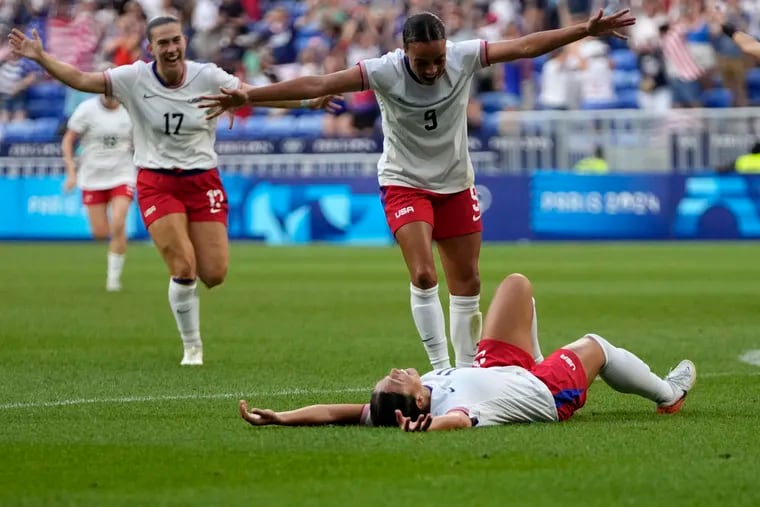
[657,392,687,414]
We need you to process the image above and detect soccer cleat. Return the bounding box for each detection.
[180,346,203,366]
[106,279,122,292]
[657,360,696,414]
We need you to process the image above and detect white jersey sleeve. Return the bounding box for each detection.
[357,40,489,193]
[105,63,140,105]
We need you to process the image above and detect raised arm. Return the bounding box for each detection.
[723,25,760,59]
[199,68,363,119]
[8,28,105,93]
[486,9,635,63]
[239,400,368,427]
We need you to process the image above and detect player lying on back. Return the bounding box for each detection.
[239,273,696,431]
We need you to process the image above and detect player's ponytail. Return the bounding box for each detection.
[402,12,446,48]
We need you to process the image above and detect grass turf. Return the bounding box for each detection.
[0,242,758,506]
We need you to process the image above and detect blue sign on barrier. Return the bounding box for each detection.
[9,170,760,241]
[531,172,673,239]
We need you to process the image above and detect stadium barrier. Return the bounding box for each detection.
[2,108,760,241]
[2,171,759,242]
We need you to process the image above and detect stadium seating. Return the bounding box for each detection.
[613,69,641,94]
[701,88,733,108]
[746,68,760,104]
[610,49,638,71]
[479,91,521,113]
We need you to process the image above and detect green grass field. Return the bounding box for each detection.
[1,242,758,506]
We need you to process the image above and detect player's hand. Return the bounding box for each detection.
[308,95,344,114]
[63,174,76,193]
[395,409,433,432]
[8,28,44,61]
[239,400,283,426]
[586,8,636,40]
[198,87,248,120]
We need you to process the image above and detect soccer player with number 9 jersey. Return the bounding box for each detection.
[199,9,636,371]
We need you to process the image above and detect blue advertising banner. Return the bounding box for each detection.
[7,171,760,241]
[530,172,674,239]
[1,176,140,240]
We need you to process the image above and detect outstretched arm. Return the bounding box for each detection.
[486,8,636,63]
[239,400,368,427]
[200,68,363,119]
[8,28,105,93]
[241,89,345,113]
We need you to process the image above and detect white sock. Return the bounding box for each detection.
[531,297,544,364]
[107,252,125,283]
[410,283,450,370]
[586,334,677,404]
[450,294,481,368]
[168,278,202,349]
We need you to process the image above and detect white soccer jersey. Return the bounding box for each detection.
[104,60,240,170]
[421,367,558,426]
[359,39,489,193]
[66,97,135,191]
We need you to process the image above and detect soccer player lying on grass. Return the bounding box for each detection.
[240,273,696,431]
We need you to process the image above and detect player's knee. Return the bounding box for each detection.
[200,266,227,289]
[110,221,126,238]
[166,253,195,279]
[410,267,438,289]
[504,273,531,291]
[91,225,110,240]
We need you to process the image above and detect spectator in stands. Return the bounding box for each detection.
[710,0,750,106]
[102,1,146,66]
[576,37,616,106]
[320,51,355,137]
[682,0,716,78]
[630,0,672,112]
[256,6,299,65]
[537,48,572,109]
[661,19,705,107]
[0,28,40,123]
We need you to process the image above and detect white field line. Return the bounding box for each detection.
[0,387,369,411]
[739,350,760,367]
[1,369,758,411]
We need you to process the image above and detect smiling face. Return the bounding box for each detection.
[148,21,186,79]
[405,39,447,85]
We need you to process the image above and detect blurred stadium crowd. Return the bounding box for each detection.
[2,0,760,140]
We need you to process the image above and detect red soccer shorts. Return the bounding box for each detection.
[380,185,483,240]
[82,184,135,206]
[136,168,228,228]
[473,338,589,421]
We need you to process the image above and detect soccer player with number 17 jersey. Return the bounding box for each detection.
[9,17,338,366]
[201,9,636,371]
